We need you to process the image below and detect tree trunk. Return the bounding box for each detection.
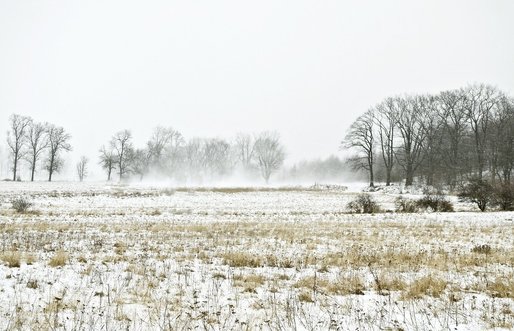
[368,156,374,187]
[385,166,392,186]
[48,154,54,182]
[13,151,18,181]
[31,155,36,182]
[405,163,414,186]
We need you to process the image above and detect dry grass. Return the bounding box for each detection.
[294,274,366,295]
[1,251,21,268]
[233,273,266,293]
[222,252,263,268]
[298,290,314,302]
[401,274,447,300]
[48,250,68,267]
[326,274,366,295]
[486,276,514,298]
[372,272,407,293]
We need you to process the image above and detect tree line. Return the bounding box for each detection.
[2,115,290,183]
[342,83,514,188]
[97,128,286,183]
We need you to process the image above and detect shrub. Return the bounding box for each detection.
[416,189,454,212]
[458,179,494,212]
[395,196,419,213]
[11,197,33,213]
[416,195,453,212]
[471,244,492,254]
[395,192,453,213]
[492,183,514,211]
[347,194,380,214]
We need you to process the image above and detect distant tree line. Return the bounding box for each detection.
[3,113,352,184]
[99,129,286,183]
[342,83,514,188]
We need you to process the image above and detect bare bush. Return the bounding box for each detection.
[416,189,454,212]
[11,197,33,213]
[458,179,494,212]
[395,196,419,213]
[492,183,514,211]
[347,194,380,214]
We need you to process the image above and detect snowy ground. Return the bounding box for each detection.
[0,181,513,330]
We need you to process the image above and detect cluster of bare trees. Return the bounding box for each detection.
[6,114,73,181]
[343,83,514,188]
[99,128,286,183]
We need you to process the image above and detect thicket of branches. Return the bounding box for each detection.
[342,83,514,189]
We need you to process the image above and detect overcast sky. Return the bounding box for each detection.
[1,0,513,179]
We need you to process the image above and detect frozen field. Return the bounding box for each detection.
[0,182,513,330]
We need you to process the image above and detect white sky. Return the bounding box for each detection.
[1,0,513,179]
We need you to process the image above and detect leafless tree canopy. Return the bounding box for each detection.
[98,146,116,181]
[46,124,72,182]
[76,156,88,182]
[342,83,514,187]
[253,131,286,183]
[235,133,255,170]
[6,114,31,181]
[26,121,49,182]
[342,109,375,187]
[110,130,133,181]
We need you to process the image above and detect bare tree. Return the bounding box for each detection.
[489,95,514,184]
[110,130,133,181]
[183,138,204,181]
[147,126,184,174]
[343,109,375,187]
[76,156,88,182]
[202,138,233,177]
[437,89,468,187]
[462,84,502,179]
[253,131,285,184]
[234,133,254,170]
[99,145,116,181]
[6,114,31,181]
[45,124,72,181]
[162,130,185,176]
[395,96,428,186]
[375,98,397,186]
[131,148,152,181]
[419,95,444,186]
[26,121,49,181]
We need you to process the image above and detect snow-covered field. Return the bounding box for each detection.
[0,182,513,330]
